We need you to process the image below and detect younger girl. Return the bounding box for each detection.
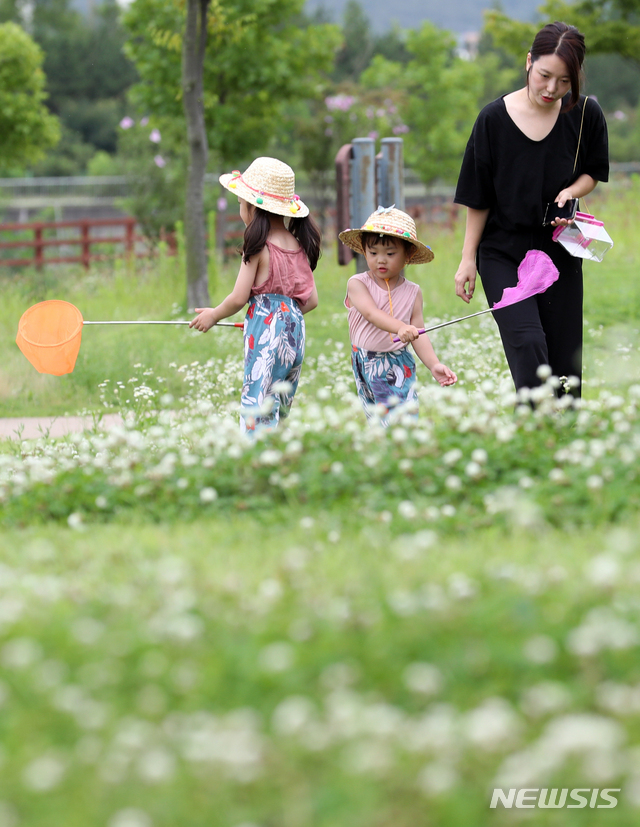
[339,207,456,422]
[190,157,320,432]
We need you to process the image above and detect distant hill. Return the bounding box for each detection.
[305,0,538,34]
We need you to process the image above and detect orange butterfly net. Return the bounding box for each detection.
[16,300,244,376]
[16,300,84,376]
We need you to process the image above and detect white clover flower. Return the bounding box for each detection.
[471,448,488,464]
[536,364,552,380]
[586,554,620,587]
[71,617,105,645]
[448,573,476,600]
[463,697,521,751]
[258,642,294,673]
[520,681,572,718]
[417,761,459,795]
[199,487,218,503]
[272,695,316,736]
[108,808,153,827]
[465,461,482,479]
[442,448,462,466]
[445,475,462,491]
[1,637,42,669]
[67,512,85,531]
[22,752,66,791]
[397,501,417,519]
[299,516,315,529]
[523,635,558,664]
[136,748,176,784]
[403,662,444,695]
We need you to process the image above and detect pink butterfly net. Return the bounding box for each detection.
[492,249,559,310]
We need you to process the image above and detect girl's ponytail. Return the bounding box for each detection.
[289,215,322,271]
[241,209,271,263]
[242,207,322,271]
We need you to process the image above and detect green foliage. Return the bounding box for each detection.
[122,0,341,165]
[0,21,60,168]
[361,22,482,184]
[485,2,640,65]
[0,0,136,172]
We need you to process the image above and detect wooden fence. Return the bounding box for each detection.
[0,201,460,271]
[0,217,177,269]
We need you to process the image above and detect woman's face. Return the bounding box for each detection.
[526,53,571,107]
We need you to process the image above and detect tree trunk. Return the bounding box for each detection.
[182,0,210,310]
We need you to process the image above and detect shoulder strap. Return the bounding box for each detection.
[573,96,588,175]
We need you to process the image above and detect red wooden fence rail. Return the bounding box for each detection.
[0,217,176,269]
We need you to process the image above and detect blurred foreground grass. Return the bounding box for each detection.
[1,179,640,826]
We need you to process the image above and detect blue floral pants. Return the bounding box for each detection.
[351,345,418,422]
[241,293,305,433]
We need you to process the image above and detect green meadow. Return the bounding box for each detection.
[1,181,640,826]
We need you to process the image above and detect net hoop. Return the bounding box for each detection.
[16,300,84,375]
[18,300,84,348]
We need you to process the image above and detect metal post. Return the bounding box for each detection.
[350,137,376,271]
[377,137,404,211]
[335,143,354,266]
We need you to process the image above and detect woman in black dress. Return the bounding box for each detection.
[454,21,609,396]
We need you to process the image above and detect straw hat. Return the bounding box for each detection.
[339,206,434,264]
[219,157,309,218]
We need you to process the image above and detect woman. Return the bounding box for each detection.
[453,21,609,397]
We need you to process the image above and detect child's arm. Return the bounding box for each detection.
[410,290,457,386]
[348,279,420,343]
[189,255,260,332]
[298,285,318,315]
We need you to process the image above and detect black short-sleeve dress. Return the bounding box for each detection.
[454,94,609,394]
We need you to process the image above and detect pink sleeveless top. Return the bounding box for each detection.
[345,271,420,352]
[250,241,315,305]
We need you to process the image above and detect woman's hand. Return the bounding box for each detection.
[550,188,576,227]
[189,308,217,332]
[454,259,477,304]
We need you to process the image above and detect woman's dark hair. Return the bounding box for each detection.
[529,21,585,112]
[242,208,322,271]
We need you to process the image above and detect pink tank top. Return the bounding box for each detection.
[250,240,315,305]
[345,271,420,352]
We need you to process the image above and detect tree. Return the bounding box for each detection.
[0,0,137,173]
[484,1,640,65]
[0,22,60,168]
[182,0,210,309]
[360,22,482,184]
[122,0,340,308]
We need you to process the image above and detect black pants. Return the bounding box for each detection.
[478,230,583,396]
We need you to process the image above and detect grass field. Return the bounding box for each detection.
[1,181,640,826]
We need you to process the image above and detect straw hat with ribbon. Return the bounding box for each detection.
[219,157,309,218]
[339,205,434,264]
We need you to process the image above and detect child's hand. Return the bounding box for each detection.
[189,308,217,332]
[396,323,420,343]
[431,363,457,386]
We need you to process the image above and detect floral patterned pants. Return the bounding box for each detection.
[351,344,418,423]
[241,293,305,433]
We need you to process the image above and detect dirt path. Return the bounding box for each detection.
[0,413,124,441]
